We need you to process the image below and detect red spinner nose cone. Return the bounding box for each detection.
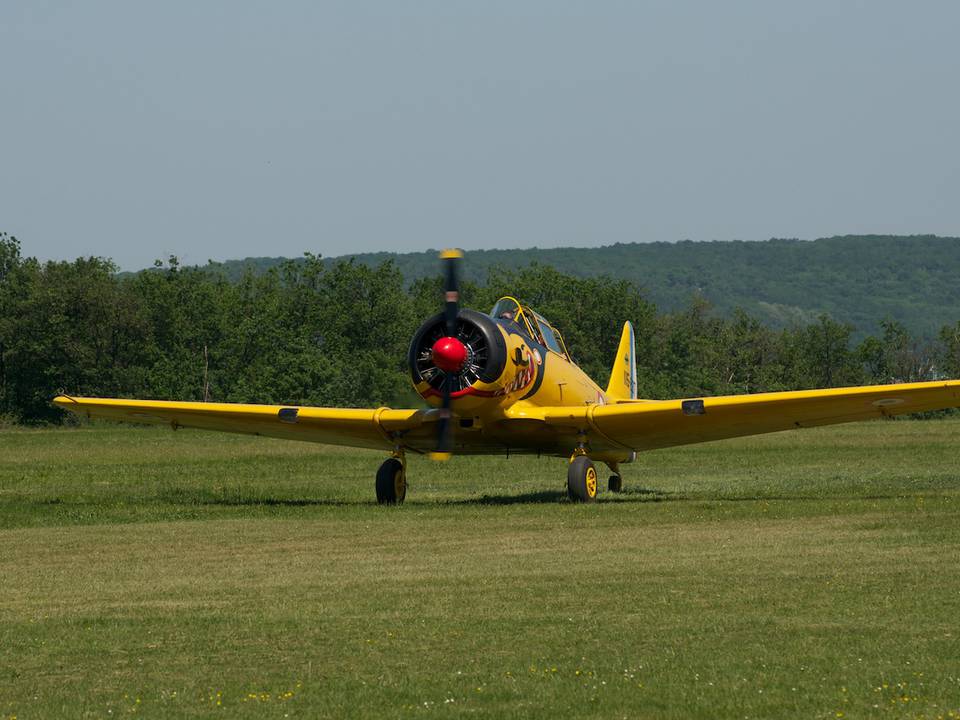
[431,336,468,373]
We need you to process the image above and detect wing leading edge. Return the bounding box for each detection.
[537,380,960,453]
[52,396,432,451]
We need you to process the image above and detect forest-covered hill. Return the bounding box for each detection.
[197,235,960,337]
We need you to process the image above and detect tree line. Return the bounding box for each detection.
[3,232,960,425]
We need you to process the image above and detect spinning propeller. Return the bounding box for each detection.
[430,249,465,460]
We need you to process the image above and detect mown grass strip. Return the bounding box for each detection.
[1,421,959,718]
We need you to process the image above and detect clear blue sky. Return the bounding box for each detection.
[2,1,958,270]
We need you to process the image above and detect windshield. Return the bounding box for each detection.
[534,314,565,356]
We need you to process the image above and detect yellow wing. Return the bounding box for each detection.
[539,380,960,453]
[52,396,434,451]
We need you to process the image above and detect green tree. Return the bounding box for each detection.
[129,256,231,401]
[937,320,960,379]
[6,255,152,422]
[0,233,25,419]
[780,315,862,389]
[859,320,934,384]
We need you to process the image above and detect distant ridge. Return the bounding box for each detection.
[188,235,960,337]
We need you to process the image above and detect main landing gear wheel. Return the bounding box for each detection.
[376,458,406,505]
[567,456,598,503]
[608,475,623,493]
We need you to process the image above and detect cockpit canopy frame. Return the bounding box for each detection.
[490,297,569,358]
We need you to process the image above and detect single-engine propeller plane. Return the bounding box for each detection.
[54,250,960,504]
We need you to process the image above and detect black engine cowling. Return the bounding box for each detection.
[407,309,507,393]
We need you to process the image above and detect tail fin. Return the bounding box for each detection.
[605,321,637,401]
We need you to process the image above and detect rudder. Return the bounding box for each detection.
[605,321,637,401]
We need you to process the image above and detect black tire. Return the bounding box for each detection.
[376,458,406,505]
[608,475,623,493]
[567,456,598,503]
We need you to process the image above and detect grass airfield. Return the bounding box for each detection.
[1,421,960,719]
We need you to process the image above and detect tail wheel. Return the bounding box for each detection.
[376,458,406,505]
[608,475,623,493]
[567,456,598,503]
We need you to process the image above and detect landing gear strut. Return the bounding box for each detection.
[567,455,598,503]
[376,456,406,505]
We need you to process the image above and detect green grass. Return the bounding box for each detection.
[1,420,960,719]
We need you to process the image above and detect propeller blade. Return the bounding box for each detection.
[440,248,462,337]
[431,249,463,461]
[432,374,453,461]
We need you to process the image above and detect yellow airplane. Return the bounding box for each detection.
[54,250,960,504]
